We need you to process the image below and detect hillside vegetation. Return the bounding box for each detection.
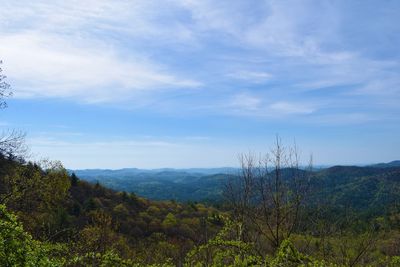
[74,165,400,219]
[1,153,400,266]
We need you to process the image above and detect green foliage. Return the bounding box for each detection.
[0,204,64,266]
[113,203,129,218]
[185,222,342,267]
[70,172,79,186]
[269,239,311,266]
[389,256,400,266]
[67,250,138,267]
[185,219,264,266]
[162,213,178,229]
[1,156,400,266]
[267,239,342,267]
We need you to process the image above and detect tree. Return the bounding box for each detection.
[0,60,26,159]
[0,204,63,266]
[162,213,178,229]
[0,129,27,159]
[224,136,312,251]
[0,60,12,109]
[79,210,123,254]
[0,159,71,240]
[70,172,79,186]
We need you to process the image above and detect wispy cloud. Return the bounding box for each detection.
[269,101,315,115]
[1,0,399,124]
[227,93,317,118]
[227,71,272,83]
[307,113,376,126]
[0,32,200,103]
[0,0,204,104]
[229,93,262,112]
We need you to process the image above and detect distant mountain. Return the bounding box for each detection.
[71,163,400,211]
[71,167,239,178]
[70,168,232,202]
[369,160,400,168]
[310,165,400,215]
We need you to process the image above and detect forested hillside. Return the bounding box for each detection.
[74,165,400,219]
[0,155,225,265]
[73,169,230,202]
[2,153,400,266]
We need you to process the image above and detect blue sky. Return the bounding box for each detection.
[0,0,399,168]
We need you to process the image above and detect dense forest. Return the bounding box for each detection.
[1,62,400,266]
[72,162,400,208]
[1,151,400,266]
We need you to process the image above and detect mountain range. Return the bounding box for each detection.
[70,161,400,210]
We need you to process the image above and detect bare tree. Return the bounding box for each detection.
[224,153,256,241]
[224,136,312,251]
[0,60,12,109]
[0,129,27,159]
[0,60,27,159]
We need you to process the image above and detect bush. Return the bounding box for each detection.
[0,204,64,266]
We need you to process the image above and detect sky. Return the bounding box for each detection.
[0,0,399,169]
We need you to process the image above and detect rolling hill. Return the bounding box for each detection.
[72,163,400,214]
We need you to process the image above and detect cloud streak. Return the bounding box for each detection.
[1,0,399,122]
[0,32,200,103]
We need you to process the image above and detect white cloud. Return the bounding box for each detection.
[0,0,398,119]
[351,78,400,96]
[177,0,256,35]
[229,93,262,111]
[0,0,199,47]
[227,94,316,117]
[0,0,204,104]
[227,71,272,83]
[269,101,315,115]
[308,113,375,125]
[0,32,200,103]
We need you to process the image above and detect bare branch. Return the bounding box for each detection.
[223,136,312,250]
[0,60,12,109]
[0,129,28,159]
